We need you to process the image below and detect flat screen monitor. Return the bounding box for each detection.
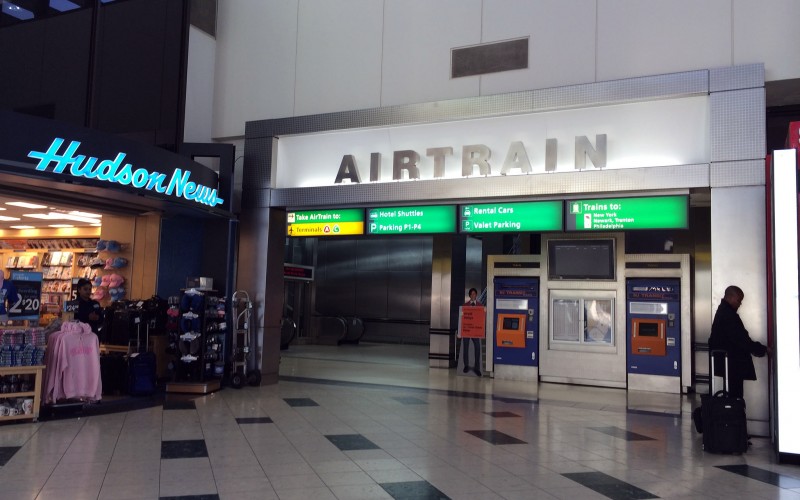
[548,239,615,280]
[502,317,520,330]
[637,322,660,337]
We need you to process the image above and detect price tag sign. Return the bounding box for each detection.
[71,278,81,301]
[64,300,80,313]
[9,271,43,321]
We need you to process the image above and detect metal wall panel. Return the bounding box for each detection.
[315,239,357,315]
[710,186,769,435]
[480,0,595,95]
[465,236,483,298]
[245,70,708,139]
[354,239,389,319]
[294,0,384,115]
[597,0,731,82]
[241,135,274,193]
[313,237,432,340]
[271,164,710,207]
[710,160,765,187]
[709,63,764,92]
[387,272,425,320]
[710,88,765,163]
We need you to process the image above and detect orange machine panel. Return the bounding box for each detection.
[496,313,526,348]
[630,318,666,356]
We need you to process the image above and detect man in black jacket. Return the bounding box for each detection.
[709,285,768,398]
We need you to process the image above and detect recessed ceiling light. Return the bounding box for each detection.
[6,202,48,209]
[68,211,103,218]
[48,224,74,228]
[0,216,21,221]
[9,225,35,229]
[54,214,102,223]
[23,212,99,223]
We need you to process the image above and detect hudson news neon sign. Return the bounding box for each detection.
[28,138,223,207]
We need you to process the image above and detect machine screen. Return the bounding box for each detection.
[638,322,660,337]
[503,317,520,330]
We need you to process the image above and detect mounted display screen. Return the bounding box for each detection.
[366,205,456,235]
[637,322,660,337]
[287,209,365,237]
[565,195,688,231]
[548,239,615,280]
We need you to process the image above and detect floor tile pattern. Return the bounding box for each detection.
[589,426,656,441]
[0,343,798,499]
[717,464,800,488]
[235,416,273,424]
[159,495,220,500]
[161,439,209,459]
[0,445,21,466]
[465,429,528,445]
[326,433,381,451]
[283,397,319,407]
[380,479,450,499]
[563,471,658,499]
[485,411,521,417]
[392,396,428,405]
[163,399,198,410]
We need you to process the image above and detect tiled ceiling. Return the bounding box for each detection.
[0,194,102,230]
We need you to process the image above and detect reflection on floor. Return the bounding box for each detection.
[0,342,797,500]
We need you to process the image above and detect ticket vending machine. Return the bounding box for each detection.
[626,278,681,393]
[493,277,539,380]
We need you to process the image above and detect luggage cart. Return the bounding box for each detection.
[229,290,261,388]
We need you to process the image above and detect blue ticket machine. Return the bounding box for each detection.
[493,277,539,369]
[626,278,681,391]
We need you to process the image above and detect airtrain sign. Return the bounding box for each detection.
[333,135,607,184]
[275,96,709,189]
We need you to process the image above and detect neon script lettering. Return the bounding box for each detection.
[28,138,224,207]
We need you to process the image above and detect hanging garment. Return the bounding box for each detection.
[43,321,102,404]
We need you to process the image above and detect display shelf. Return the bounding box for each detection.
[0,390,36,399]
[168,290,226,387]
[0,365,44,423]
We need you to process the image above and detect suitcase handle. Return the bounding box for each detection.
[710,349,729,395]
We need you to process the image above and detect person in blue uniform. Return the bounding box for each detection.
[75,278,104,334]
[709,285,769,399]
[0,271,19,324]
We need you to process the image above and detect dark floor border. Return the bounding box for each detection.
[280,374,530,402]
[39,395,165,421]
[278,375,682,418]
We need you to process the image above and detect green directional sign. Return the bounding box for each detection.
[367,205,456,234]
[287,208,365,237]
[460,201,563,233]
[565,195,688,231]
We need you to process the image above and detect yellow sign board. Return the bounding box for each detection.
[287,221,363,237]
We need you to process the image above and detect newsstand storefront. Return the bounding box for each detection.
[0,110,236,418]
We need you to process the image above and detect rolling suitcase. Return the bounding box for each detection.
[128,351,157,396]
[128,322,157,396]
[700,349,748,453]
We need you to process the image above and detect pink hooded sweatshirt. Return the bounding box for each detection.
[44,321,102,403]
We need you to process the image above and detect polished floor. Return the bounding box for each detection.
[0,343,798,500]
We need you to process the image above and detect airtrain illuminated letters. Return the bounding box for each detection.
[334,134,607,184]
[28,138,224,207]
